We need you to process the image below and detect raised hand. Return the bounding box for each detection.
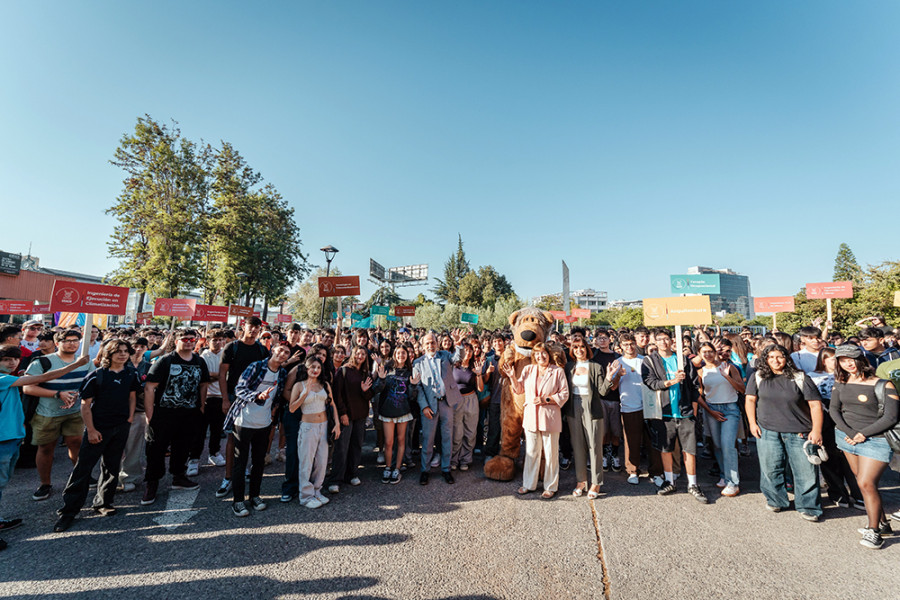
[410,370,421,385]
[500,362,514,378]
[376,363,387,379]
[258,386,274,402]
[361,376,373,392]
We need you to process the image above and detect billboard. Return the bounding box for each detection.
[0,251,21,276]
[670,274,721,295]
[369,259,386,282]
[388,264,428,283]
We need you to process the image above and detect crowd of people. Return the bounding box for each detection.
[0,314,898,551]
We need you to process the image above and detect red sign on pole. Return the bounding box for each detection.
[318,276,361,298]
[753,297,796,313]
[229,305,253,318]
[563,315,578,323]
[33,303,51,313]
[193,304,229,322]
[571,308,591,319]
[0,300,35,314]
[394,306,416,317]
[136,311,154,325]
[549,310,567,320]
[153,298,197,319]
[805,281,853,299]
[276,313,293,323]
[50,280,129,315]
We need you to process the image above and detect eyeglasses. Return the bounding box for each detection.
[27,326,43,330]
[61,339,81,344]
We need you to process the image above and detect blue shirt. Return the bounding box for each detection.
[662,354,683,418]
[0,373,26,443]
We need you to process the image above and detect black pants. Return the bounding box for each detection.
[145,407,201,482]
[190,396,225,459]
[821,412,863,501]
[485,402,502,457]
[59,422,130,517]
[232,425,271,502]
[281,408,301,497]
[329,418,366,484]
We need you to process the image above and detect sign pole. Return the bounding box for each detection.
[81,314,93,359]
[772,312,777,332]
[826,298,833,323]
[675,324,684,371]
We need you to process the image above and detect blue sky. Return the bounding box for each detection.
[1,1,897,305]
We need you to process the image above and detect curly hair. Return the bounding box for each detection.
[755,343,798,380]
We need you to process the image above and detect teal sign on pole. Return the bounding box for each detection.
[670,274,720,294]
[350,312,363,321]
[370,305,390,316]
[460,313,479,324]
[331,311,338,319]
[386,315,400,322]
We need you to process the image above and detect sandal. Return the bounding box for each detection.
[587,485,601,499]
[517,487,532,495]
[572,482,587,497]
[541,490,556,500]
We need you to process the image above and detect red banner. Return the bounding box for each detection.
[153,298,197,319]
[136,311,154,325]
[394,305,416,317]
[0,300,35,314]
[50,280,129,315]
[229,305,253,318]
[33,303,51,313]
[194,304,229,322]
[806,281,853,299]
[318,276,360,297]
[563,315,578,323]
[754,296,795,313]
[571,308,591,319]
[549,310,567,320]
[276,314,293,323]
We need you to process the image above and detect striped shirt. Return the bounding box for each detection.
[25,353,95,418]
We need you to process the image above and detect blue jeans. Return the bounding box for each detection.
[707,403,741,486]
[756,426,822,515]
[0,439,22,507]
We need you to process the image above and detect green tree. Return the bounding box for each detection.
[286,266,357,326]
[432,234,471,304]
[457,271,483,306]
[535,294,563,312]
[833,242,864,285]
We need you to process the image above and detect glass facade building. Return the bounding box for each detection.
[687,266,753,319]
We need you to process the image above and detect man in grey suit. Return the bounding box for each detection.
[413,333,462,485]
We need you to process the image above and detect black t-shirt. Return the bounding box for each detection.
[147,352,209,410]
[222,340,270,394]
[591,349,621,402]
[79,367,142,429]
[746,372,821,433]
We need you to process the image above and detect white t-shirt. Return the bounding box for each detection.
[790,349,819,374]
[21,339,41,352]
[202,349,222,397]
[571,361,591,397]
[234,367,277,428]
[618,355,645,413]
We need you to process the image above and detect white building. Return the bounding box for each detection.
[608,298,643,310]
[571,289,608,313]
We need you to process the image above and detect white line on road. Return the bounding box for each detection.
[153,488,200,529]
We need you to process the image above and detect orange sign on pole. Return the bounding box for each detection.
[318,276,361,297]
[753,297,795,313]
[805,281,853,299]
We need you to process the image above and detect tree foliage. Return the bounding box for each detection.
[433,234,471,303]
[286,266,358,326]
[833,242,864,286]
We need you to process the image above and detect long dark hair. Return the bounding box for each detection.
[756,344,799,380]
[834,355,876,383]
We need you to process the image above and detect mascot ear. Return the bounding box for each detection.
[543,311,556,325]
[508,310,521,327]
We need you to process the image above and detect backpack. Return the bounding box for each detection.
[873,379,900,452]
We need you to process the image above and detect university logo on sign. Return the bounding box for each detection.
[54,286,80,308]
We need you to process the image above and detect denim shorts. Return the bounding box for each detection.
[835,430,893,463]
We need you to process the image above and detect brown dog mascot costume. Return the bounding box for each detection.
[483,307,556,481]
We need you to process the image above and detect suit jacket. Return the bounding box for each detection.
[413,350,464,413]
[641,352,699,418]
[563,360,613,420]
[516,364,569,433]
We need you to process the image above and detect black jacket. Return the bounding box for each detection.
[563,360,613,420]
[641,353,699,418]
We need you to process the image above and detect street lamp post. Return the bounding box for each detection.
[319,245,339,327]
[236,272,248,326]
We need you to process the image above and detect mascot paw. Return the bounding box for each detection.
[484,455,516,481]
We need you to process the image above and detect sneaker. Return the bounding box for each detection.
[430,454,441,468]
[627,474,639,485]
[32,484,52,501]
[442,471,455,484]
[716,478,726,488]
[460,463,469,472]
[315,493,330,505]
[207,453,226,467]
[382,469,392,484]
[377,452,385,465]
[232,501,250,517]
[891,510,900,523]
[390,470,401,484]
[652,475,665,488]
[348,477,361,486]
[141,481,158,505]
[53,515,75,533]
[277,449,286,462]
[860,528,883,549]
[215,479,233,498]
[119,482,136,493]
[249,497,267,511]
[688,484,708,504]
[186,459,200,477]
[765,503,782,513]
[799,512,820,522]
[327,484,340,494]
[611,455,622,472]
[419,472,429,485]
[699,447,714,460]
[602,454,609,472]
[305,497,324,509]
[858,521,893,536]
[657,481,676,496]
[852,498,867,511]
[0,518,23,532]
[450,464,458,471]
[834,497,851,508]
[721,484,740,497]
[280,493,295,503]
[171,475,200,490]
[560,456,572,471]
[739,441,752,456]
[264,454,273,466]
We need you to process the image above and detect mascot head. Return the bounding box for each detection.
[508,307,555,357]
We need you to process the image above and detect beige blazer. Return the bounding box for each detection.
[517,364,569,433]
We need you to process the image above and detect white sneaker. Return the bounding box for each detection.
[460,464,469,472]
[430,454,441,468]
[627,474,639,485]
[652,475,665,488]
[119,481,136,493]
[716,478,727,488]
[186,459,200,477]
[305,497,324,509]
[207,453,226,467]
[315,493,330,505]
[349,477,361,486]
[377,452,385,465]
[327,484,340,494]
[277,449,286,462]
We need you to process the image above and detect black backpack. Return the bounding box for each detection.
[873,379,900,452]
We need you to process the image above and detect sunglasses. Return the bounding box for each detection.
[178,337,198,343]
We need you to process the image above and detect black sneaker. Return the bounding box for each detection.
[419,472,429,486]
[442,471,455,484]
[858,521,893,536]
[0,518,22,532]
[860,528,883,549]
[687,484,708,504]
[32,484,52,501]
[249,497,267,511]
[141,481,158,505]
[53,514,75,533]
[232,501,250,517]
[390,470,401,484]
[215,479,232,498]
[0,538,6,551]
[560,456,572,471]
[657,481,676,496]
[171,475,200,490]
[382,469,391,484]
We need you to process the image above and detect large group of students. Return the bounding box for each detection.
[0,314,898,551]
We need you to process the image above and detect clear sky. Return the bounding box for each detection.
[1,1,897,305]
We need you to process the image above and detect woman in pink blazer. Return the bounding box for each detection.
[502,342,569,498]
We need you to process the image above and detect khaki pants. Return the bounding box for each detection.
[523,430,560,493]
